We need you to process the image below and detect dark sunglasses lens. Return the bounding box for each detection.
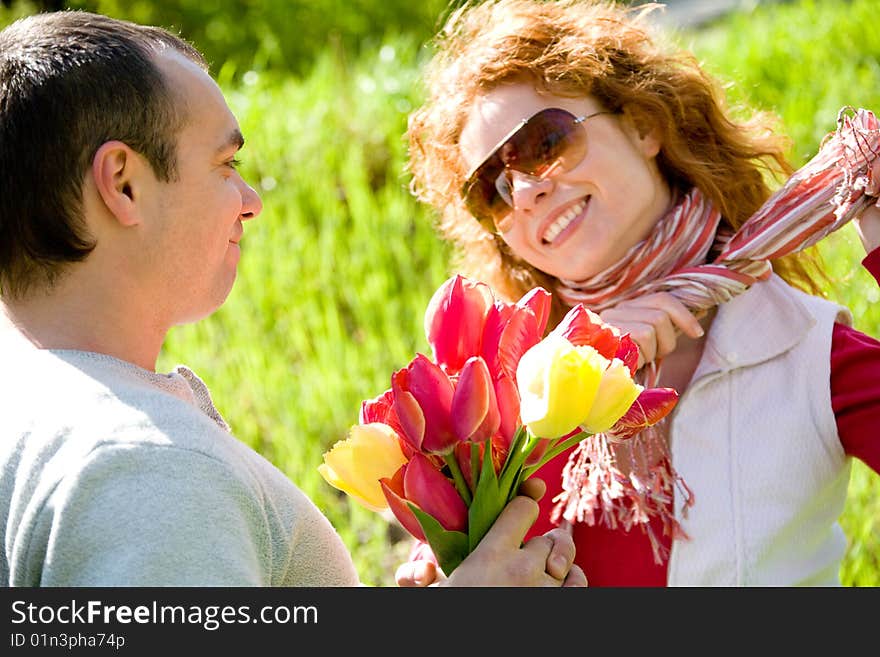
[464,108,587,231]
[464,164,507,231]
[508,108,586,175]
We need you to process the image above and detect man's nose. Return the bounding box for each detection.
[240,179,263,220]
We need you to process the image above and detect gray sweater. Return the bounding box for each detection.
[0,335,359,586]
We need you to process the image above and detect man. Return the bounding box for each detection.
[0,10,585,587]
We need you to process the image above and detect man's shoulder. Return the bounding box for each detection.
[0,344,269,489]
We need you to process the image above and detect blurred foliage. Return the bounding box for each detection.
[0,0,463,78]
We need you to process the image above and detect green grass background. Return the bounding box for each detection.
[164,0,880,586]
[4,0,875,586]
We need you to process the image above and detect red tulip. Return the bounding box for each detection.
[454,440,481,490]
[614,334,641,377]
[360,389,416,459]
[478,300,515,378]
[381,454,469,541]
[453,369,520,486]
[495,305,544,383]
[359,389,395,425]
[481,287,551,382]
[424,274,495,375]
[454,438,506,490]
[451,356,500,443]
[391,354,458,454]
[550,304,623,360]
[517,286,552,336]
[606,387,679,441]
[391,389,426,453]
[380,466,427,542]
[492,374,520,455]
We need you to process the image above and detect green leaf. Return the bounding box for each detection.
[408,504,469,575]
[467,444,509,552]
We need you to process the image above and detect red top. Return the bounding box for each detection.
[525,248,880,586]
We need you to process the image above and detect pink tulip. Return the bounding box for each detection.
[391,389,427,453]
[517,286,552,336]
[454,438,507,490]
[454,370,522,486]
[404,454,468,533]
[451,356,500,443]
[359,389,395,425]
[551,304,623,360]
[391,353,458,455]
[380,466,427,542]
[424,275,495,375]
[492,374,520,455]
[614,334,641,376]
[480,288,551,382]
[495,305,544,383]
[478,300,515,379]
[360,389,416,459]
[606,387,679,441]
[454,440,481,490]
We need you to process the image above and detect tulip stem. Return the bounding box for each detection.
[499,426,539,503]
[444,453,473,506]
[497,426,526,483]
[521,431,592,480]
[470,442,480,495]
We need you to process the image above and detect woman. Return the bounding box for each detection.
[400,0,880,586]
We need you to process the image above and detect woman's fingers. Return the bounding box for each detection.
[541,526,577,580]
[866,158,880,196]
[856,159,880,253]
[395,559,439,587]
[563,564,588,587]
[599,292,703,367]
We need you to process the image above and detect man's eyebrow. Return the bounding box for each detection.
[217,129,245,154]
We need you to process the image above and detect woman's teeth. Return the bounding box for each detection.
[543,199,587,243]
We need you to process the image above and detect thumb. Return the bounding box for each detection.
[477,493,539,551]
[517,476,546,502]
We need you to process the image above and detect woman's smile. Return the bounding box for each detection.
[540,197,589,246]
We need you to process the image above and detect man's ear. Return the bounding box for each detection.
[91,141,149,227]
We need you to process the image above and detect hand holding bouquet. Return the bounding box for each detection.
[319,275,678,575]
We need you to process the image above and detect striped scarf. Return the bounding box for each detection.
[551,107,880,563]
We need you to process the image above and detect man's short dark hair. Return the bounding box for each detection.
[0,11,207,298]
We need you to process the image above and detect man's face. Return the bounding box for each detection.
[140,50,262,326]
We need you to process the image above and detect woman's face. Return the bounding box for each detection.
[459,82,672,282]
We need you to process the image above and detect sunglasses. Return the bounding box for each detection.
[461,107,614,233]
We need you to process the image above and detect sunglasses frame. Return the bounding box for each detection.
[462,107,614,233]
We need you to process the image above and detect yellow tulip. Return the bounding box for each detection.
[318,422,408,512]
[516,334,607,439]
[582,358,644,434]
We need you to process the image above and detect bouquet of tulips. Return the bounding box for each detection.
[319,274,678,575]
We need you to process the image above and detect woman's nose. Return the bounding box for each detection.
[507,169,554,212]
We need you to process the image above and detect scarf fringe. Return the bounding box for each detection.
[551,422,693,565]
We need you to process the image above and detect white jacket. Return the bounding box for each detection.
[667,274,853,586]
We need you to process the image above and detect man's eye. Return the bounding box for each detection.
[227,158,242,169]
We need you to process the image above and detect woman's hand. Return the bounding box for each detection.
[599,292,704,368]
[857,158,880,254]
